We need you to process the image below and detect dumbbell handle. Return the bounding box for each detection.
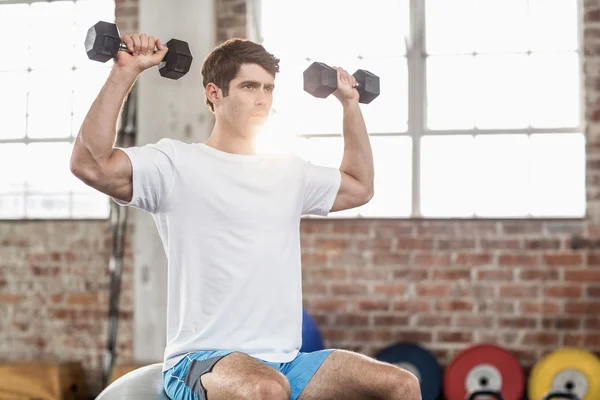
[116,42,161,55]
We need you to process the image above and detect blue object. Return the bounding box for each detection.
[375,342,443,400]
[300,309,324,352]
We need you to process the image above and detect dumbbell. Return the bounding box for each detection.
[303,61,380,104]
[85,21,193,80]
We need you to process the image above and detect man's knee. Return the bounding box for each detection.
[389,367,421,400]
[253,378,290,400]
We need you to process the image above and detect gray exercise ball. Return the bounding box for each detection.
[96,363,168,400]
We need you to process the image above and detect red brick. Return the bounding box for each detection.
[438,331,473,343]
[331,223,369,235]
[436,239,476,250]
[395,238,434,250]
[416,315,452,327]
[373,221,414,237]
[392,269,429,280]
[541,318,581,330]
[499,284,540,298]
[353,330,393,341]
[330,283,367,296]
[373,283,406,296]
[349,269,389,280]
[416,283,453,297]
[502,222,543,234]
[587,286,600,297]
[372,253,410,266]
[303,283,328,294]
[564,334,584,347]
[306,268,347,280]
[477,301,515,313]
[455,253,493,266]
[498,254,539,267]
[301,221,330,234]
[543,285,583,298]
[565,270,600,282]
[301,252,327,265]
[311,298,347,312]
[587,253,600,265]
[416,223,456,235]
[321,328,351,341]
[565,301,600,314]
[519,269,560,281]
[431,269,471,280]
[520,301,561,315]
[499,317,537,329]
[480,239,521,250]
[373,315,410,327]
[0,294,23,303]
[334,314,368,327]
[413,253,452,266]
[457,222,498,235]
[354,299,390,312]
[587,317,600,329]
[317,239,352,251]
[393,300,431,313]
[355,238,392,251]
[476,269,514,281]
[66,292,100,306]
[435,299,474,312]
[523,332,560,346]
[542,253,582,267]
[394,331,433,343]
[525,239,561,250]
[454,316,493,328]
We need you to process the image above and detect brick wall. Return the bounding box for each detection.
[1,0,599,397]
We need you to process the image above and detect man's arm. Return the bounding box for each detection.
[70,66,138,203]
[330,70,375,212]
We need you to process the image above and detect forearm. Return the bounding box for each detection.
[340,101,374,191]
[71,66,139,173]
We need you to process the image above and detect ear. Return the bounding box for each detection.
[205,82,221,106]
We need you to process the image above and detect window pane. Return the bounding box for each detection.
[261,0,408,60]
[474,55,529,129]
[529,0,578,52]
[0,144,26,193]
[473,0,528,54]
[0,4,30,71]
[358,136,412,217]
[529,53,580,128]
[529,134,585,217]
[26,143,74,193]
[72,68,111,136]
[29,1,76,70]
[426,0,474,55]
[0,72,28,139]
[0,196,25,219]
[27,194,70,219]
[72,193,110,219]
[74,0,116,68]
[420,135,474,217]
[28,70,74,139]
[473,135,529,217]
[427,55,475,129]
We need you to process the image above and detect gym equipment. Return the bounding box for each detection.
[85,21,193,80]
[300,309,325,352]
[0,361,87,399]
[444,344,524,400]
[528,347,600,400]
[375,342,442,400]
[303,61,380,104]
[96,363,168,400]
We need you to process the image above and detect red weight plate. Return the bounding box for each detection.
[444,344,525,400]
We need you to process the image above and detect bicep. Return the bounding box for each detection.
[330,171,372,212]
[78,149,133,203]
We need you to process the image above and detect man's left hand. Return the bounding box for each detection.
[332,67,360,106]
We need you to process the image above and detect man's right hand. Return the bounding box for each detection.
[116,33,169,74]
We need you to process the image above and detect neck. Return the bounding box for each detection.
[205,118,258,155]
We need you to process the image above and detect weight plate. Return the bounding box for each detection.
[444,344,524,400]
[375,342,442,400]
[528,347,600,400]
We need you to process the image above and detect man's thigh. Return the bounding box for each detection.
[296,349,420,400]
[164,351,290,400]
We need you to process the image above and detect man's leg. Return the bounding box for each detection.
[165,351,290,400]
[296,349,421,400]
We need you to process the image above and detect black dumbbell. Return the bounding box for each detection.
[84,21,193,80]
[303,61,380,104]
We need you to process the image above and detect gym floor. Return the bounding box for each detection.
[1,0,600,399]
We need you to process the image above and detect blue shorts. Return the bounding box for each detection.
[163,349,335,400]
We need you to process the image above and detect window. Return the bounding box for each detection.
[0,0,115,219]
[258,0,584,218]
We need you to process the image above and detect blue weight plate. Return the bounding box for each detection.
[375,342,442,400]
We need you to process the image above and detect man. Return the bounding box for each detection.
[70,33,420,400]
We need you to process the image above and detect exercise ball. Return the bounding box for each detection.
[96,363,168,400]
[300,309,324,352]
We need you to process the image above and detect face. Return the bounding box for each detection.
[208,63,275,137]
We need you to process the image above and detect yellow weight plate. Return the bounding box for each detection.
[528,348,600,400]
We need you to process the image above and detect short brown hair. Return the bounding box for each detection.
[201,38,280,112]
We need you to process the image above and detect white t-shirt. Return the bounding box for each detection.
[113,138,341,371]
